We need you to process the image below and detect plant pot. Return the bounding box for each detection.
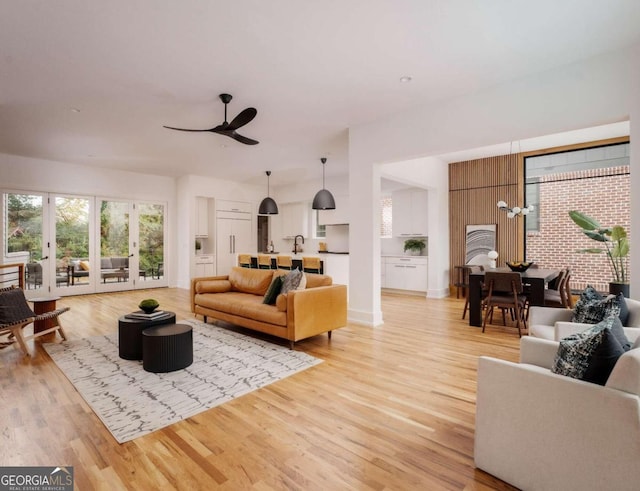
[609,282,630,298]
[405,249,421,256]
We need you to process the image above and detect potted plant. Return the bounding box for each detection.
[403,238,426,256]
[568,210,630,297]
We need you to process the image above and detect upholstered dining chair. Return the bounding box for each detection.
[482,271,529,337]
[257,254,273,269]
[276,255,292,270]
[302,256,321,273]
[0,287,69,356]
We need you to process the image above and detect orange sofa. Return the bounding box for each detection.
[191,267,347,348]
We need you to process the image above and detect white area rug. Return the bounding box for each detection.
[44,319,321,443]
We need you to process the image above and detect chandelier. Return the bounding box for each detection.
[497,201,534,219]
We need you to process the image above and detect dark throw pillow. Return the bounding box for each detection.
[0,288,37,324]
[280,268,303,294]
[582,321,627,385]
[615,292,630,326]
[609,315,632,351]
[262,276,283,305]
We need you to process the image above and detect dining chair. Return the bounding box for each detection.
[482,271,528,337]
[544,268,571,308]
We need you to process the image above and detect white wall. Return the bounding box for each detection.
[349,44,637,326]
[0,152,178,284]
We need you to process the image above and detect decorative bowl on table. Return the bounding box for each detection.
[138,298,160,314]
[506,261,534,272]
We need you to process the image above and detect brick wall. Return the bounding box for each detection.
[526,165,630,293]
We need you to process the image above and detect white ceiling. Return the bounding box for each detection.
[1,0,639,187]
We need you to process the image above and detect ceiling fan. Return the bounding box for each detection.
[163,93,259,145]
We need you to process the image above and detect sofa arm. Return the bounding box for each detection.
[190,275,229,313]
[528,306,573,326]
[519,336,558,368]
[476,356,640,491]
[287,285,347,341]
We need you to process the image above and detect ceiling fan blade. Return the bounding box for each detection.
[163,125,214,132]
[226,107,257,131]
[230,132,259,145]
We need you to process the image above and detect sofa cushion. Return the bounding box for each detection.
[616,292,630,326]
[110,257,128,269]
[195,292,286,326]
[551,317,614,379]
[196,279,231,294]
[228,267,274,295]
[297,273,307,290]
[305,273,332,288]
[79,260,90,271]
[263,276,283,305]
[281,268,303,294]
[100,258,112,269]
[275,293,288,312]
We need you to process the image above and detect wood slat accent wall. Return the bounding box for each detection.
[449,154,524,290]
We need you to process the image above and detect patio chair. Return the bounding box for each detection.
[0,287,69,356]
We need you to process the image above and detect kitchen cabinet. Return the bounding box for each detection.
[318,195,349,225]
[195,254,215,277]
[321,253,349,291]
[195,197,209,238]
[217,199,251,214]
[216,210,252,276]
[280,202,309,238]
[382,256,427,292]
[392,188,428,237]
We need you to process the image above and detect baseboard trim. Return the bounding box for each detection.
[348,308,384,327]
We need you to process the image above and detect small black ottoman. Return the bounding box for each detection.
[142,323,193,373]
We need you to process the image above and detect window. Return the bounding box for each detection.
[381,196,392,237]
[525,142,630,292]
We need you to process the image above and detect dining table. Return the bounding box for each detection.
[468,267,562,327]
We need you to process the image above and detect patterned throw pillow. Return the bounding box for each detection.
[572,291,620,324]
[280,268,303,294]
[262,276,283,305]
[552,317,613,379]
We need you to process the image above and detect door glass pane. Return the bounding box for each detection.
[56,197,91,287]
[138,203,164,280]
[100,200,130,284]
[5,193,43,290]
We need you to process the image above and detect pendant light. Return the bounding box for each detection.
[258,171,279,215]
[312,157,336,210]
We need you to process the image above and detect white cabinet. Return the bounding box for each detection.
[195,197,209,238]
[322,254,349,291]
[280,202,309,238]
[318,195,349,225]
[195,254,215,277]
[216,210,252,276]
[217,200,252,214]
[382,256,427,292]
[392,188,428,237]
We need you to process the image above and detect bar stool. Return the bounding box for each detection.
[302,256,321,273]
[257,254,273,269]
[276,255,292,270]
[238,254,252,268]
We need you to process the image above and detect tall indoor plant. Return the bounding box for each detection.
[568,210,630,296]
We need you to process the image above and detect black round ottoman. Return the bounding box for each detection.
[118,312,176,360]
[142,323,193,373]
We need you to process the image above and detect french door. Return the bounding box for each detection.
[2,190,167,297]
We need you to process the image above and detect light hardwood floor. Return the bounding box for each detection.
[1,288,521,490]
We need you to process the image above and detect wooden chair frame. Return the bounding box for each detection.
[482,272,528,337]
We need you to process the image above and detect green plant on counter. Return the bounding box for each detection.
[568,210,629,283]
[403,238,426,254]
